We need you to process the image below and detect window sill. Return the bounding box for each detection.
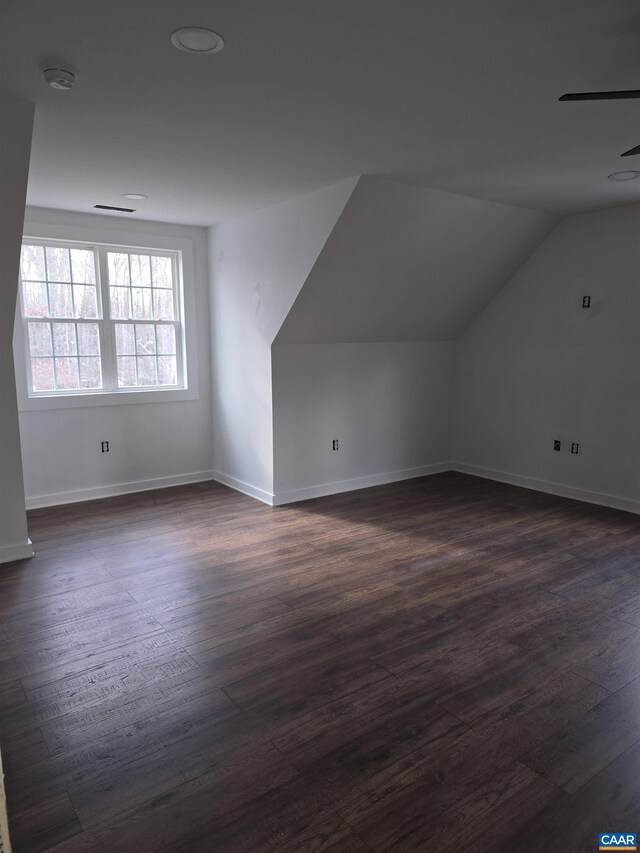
[18,385,198,412]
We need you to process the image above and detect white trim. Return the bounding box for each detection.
[0,745,12,852]
[213,470,275,506]
[21,459,638,516]
[452,462,640,516]
[25,471,214,510]
[0,538,34,565]
[17,385,198,410]
[272,462,451,506]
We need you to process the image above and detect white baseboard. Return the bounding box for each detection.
[452,462,640,516]
[25,471,215,510]
[29,460,634,518]
[213,471,275,506]
[0,744,12,852]
[0,538,34,565]
[272,462,451,506]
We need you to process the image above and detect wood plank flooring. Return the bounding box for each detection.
[1,472,640,851]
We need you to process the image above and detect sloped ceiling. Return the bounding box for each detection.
[4,1,640,225]
[276,177,557,343]
[210,177,358,346]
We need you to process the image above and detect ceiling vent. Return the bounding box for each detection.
[93,204,136,213]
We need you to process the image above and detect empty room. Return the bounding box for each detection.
[2,1,640,851]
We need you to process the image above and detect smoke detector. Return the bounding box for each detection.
[43,67,76,90]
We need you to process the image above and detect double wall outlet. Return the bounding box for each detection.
[553,439,580,455]
[101,441,109,453]
[332,439,339,451]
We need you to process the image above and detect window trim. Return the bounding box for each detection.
[14,220,200,411]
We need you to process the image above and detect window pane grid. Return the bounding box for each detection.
[108,249,179,389]
[115,321,179,388]
[27,319,102,392]
[21,241,183,396]
[22,245,99,321]
[108,251,176,322]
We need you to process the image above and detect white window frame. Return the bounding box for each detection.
[14,221,200,411]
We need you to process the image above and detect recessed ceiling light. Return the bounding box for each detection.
[122,193,148,200]
[608,170,640,181]
[171,27,224,55]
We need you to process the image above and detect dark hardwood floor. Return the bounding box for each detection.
[1,471,640,852]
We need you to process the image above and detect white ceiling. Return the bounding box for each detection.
[3,0,640,226]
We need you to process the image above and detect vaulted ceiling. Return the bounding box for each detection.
[277,177,556,343]
[2,0,640,226]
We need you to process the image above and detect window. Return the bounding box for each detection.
[19,241,185,397]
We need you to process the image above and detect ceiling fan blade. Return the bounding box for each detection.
[559,90,640,101]
[621,143,640,157]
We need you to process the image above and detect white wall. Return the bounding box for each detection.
[269,179,554,504]
[18,180,639,518]
[453,204,640,514]
[0,93,34,563]
[211,176,556,506]
[16,208,214,508]
[209,179,357,502]
[277,177,557,343]
[272,342,453,502]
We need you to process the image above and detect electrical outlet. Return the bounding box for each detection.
[582,296,591,308]
[101,441,109,453]
[553,440,561,452]
[571,442,579,455]
[332,439,339,451]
